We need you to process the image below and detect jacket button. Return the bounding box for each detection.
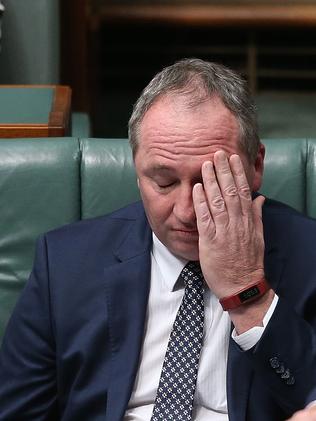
[286,376,295,386]
[270,357,280,369]
[276,364,285,374]
[281,368,290,379]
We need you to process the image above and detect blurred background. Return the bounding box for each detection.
[1,0,316,139]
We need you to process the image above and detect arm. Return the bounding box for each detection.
[0,235,58,420]
[192,150,273,333]
[192,150,316,413]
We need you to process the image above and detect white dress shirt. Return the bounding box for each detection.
[124,234,278,421]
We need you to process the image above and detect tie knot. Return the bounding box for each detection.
[180,261,204,288]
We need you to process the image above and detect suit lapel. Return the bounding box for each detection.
[104,211,152,421]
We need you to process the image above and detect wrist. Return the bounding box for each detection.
[228,289,276,334]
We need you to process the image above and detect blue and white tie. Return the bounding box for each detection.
[151,261,205,421]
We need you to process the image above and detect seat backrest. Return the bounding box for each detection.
[80,138,140,219]
[79,137,316,219]
[0,137,315,340]
[0,137,79,338]
[261,138,316,217]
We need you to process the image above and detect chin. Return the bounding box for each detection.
[171,244,199,262]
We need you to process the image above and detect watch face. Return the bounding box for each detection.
[239,286,260,302]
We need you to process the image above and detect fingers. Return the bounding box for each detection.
[201,160,227,224]
[192,183,215,240]
[200,150,252,222]
[228,154,252,215]
[193,150,265,233]
[192,151,266,296]
[211,151,242,218]
[252,194,265,233]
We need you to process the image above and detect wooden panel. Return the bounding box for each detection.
[89,4,316,29]
[60,0,89,112]
[0,85,72,138]
[49,85,72,136]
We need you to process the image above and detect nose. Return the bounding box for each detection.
[173,185,196,226]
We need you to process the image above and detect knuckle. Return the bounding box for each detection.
[223,185,238,196]
[239,184,251,198]
[200,211,210,224]
[211,195,225,210]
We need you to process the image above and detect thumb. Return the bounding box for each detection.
[252,195,265,230]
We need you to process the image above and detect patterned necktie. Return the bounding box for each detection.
[151,261,205,421]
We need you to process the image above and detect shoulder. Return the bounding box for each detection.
[47,201,145,235]
[29,201,152,306]
[263,197,316,235]
[262,198,316,313]
[42,201,148,255]
[263,196,316,263]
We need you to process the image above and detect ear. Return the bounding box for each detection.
[251,143,265,192]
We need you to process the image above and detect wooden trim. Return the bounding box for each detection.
[0,84,60,88]
[49,85,72,136]
[60,0,89,112]
[0,124,50,138]
[0,85,72,138]
[89,4,316,28]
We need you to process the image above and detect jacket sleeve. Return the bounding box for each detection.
[243,207,316,415]
[245,294,316,415]
[0,235,58,420]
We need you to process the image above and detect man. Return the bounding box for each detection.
[1,58,316,420]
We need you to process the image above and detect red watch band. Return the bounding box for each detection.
[219,278,270,311]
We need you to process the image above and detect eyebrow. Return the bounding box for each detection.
[145,165,175,174]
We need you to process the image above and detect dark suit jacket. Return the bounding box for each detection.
[1,199,316,421]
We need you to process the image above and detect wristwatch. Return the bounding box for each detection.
[219,278,270,311]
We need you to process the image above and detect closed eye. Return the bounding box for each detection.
[157,182,175,188]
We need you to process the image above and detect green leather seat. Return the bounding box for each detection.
[261,138,316,217]
[0,138,80,337]
[0,137,316,341]
[80,138,140,219]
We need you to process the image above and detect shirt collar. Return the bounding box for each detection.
[152,233,188,292]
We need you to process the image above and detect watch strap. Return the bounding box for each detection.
[219,278,270,311]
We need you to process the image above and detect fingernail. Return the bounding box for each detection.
[230,154,241,165]
[216,151,227,162]
[203,161,213,170]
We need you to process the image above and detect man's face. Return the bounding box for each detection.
[134,94,264,261]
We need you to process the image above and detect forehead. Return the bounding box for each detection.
[137,93,242,163]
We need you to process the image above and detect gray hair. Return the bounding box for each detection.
[128,58,260,163]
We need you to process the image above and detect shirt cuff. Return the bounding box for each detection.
[232,294,279,351]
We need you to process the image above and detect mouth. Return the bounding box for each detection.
[172,228,199,237]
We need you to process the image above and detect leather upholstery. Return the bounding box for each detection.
[0,138,80,337]
[81,138,140,218]
[0,137,315,340]
[261,138,306,214]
